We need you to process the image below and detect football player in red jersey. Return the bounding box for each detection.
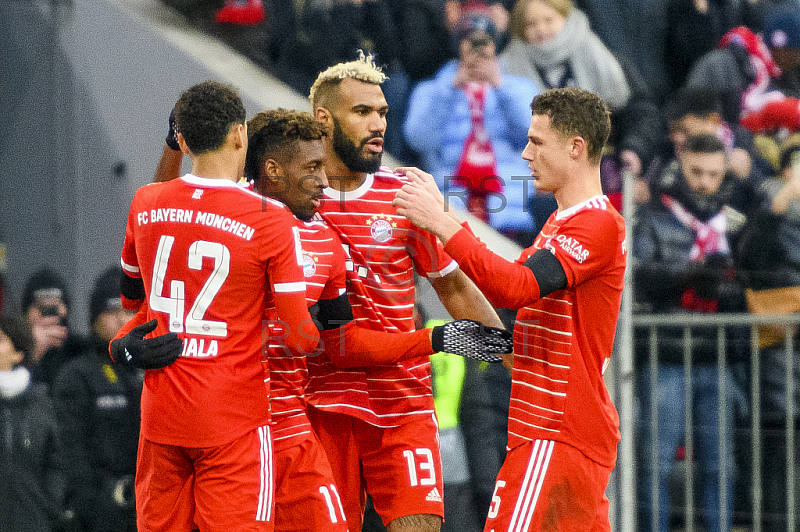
[307,54,506,532]
[111,81,320,532]
[394,87,627,532]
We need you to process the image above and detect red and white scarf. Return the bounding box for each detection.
[661,194,729,261]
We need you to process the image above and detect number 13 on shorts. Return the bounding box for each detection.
[402,448,436,487]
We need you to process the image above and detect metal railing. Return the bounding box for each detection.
[611,312,800,532]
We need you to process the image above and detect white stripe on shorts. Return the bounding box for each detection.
[256,425,273,522]
[508,439,554,532]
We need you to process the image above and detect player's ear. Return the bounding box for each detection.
[177,133,190,155]
[315,107,333,130]
[264,158,281,180]
[569,136,587,160]
[232,123,246,150]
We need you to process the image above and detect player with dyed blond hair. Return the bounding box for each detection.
[306,53,506,532]
[394,87,626,531]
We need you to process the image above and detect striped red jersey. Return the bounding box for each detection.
[447,195,625,467]
[265,215,347,445]
[307,167,457,427]
[120,174,313,448]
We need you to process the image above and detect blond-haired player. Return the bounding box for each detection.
[305,53,505,532]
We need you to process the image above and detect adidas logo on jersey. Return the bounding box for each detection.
[425,487,442,502]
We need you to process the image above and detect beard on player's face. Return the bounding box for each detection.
[332,117,382,174]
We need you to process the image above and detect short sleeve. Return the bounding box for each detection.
[407,224,457,279]
[120,192,141,280]
[264,206,307,292]
[320,231,348,301]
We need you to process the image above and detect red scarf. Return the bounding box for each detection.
[454,82,502,221]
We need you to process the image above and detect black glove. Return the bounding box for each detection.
[166,108,181,151]
[110,319,182,369]
[431,319,512,363]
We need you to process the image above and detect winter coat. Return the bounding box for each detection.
[51,336,142,532]
[632,169,749,365]
[0,371,64,532]
[404,60,538,232]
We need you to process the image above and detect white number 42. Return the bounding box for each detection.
[150,235,230,336]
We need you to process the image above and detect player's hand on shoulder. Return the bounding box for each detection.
[110,319,182,370]
[430,319,512,363]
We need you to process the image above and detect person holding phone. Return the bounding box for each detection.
[21,267,80,391]
[404,5,539,247]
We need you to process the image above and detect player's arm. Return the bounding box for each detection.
[314,294,511,367]
[429,268,503,327]
[268,210,321,356]
[314,293,434,367]
[154,108,184,183]
[443,227,566,310]
[393,167,566,309]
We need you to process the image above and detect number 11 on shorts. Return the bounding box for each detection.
[402,448,436,487]
[319,484,346,524]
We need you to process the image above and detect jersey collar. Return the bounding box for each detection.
[323,172,375,201]
[181,174,241,188]
[555,195,608,220]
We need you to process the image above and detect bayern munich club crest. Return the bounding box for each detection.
[367,215,396,243]
[302,254,317,277]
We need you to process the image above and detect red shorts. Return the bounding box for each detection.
[307,408,444,531]
[273,430,348,532]
[135,426,274,532]
[483,439,612,532]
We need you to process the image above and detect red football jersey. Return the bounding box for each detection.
[120,175,314,447]
[306,167,457,427]
[445,195,625,467]
[265,216,347,445]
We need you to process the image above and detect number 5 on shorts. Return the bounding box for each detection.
[487,480,506,518]
[402,448,436,487]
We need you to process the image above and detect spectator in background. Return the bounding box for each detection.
[0,312,64,532]
[644,88,771,209]
[735,137,800,532]
[22,267,81,391]
[268,0,400,96]
[739,9,800,136]
[399,0,456,85]
[404,7,538,246]
[634,133,749,532]
[499,0,663,221]
[685,17,800,138]
[499,0,628,109]
[662,0,762,96]
[52,266,140,532]
[765,9,800,98]
[445,0,511,50]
